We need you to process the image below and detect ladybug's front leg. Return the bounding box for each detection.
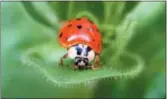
[91,54,102,70]
[72,64,78,70]
[59,53,68,66]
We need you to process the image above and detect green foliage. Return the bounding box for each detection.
[1,1,166,98]
[21,42,144,87]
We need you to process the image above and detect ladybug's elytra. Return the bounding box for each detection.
[58,17,102,70]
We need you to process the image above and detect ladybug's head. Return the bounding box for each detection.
[67,44,95,68]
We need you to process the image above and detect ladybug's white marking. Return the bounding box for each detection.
[78,44,87,56]
[77,44,95,61]
[67,46,77,59]
[87,50,95,62]
[67,35,76,42]
[89,28,95,36]
[67,44,95,66]
[89,28,93,32]
[78,61,85,66]
[67,34,90,42]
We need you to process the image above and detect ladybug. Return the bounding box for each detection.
[58,17,102,70]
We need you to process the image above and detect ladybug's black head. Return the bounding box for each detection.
[74,57,88,66]
[67,44,95,69]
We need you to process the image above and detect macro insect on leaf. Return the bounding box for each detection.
[58,17,102,70]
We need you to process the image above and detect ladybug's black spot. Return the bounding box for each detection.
[66,37,68,41]
[67,24,72,27]
[59,32,63,38]
[76,18,81,20]
[76,45,82,55]
[98,44,100,48]
[77,25,82,29]
[85,46,91,56]
[88,19,94,24]
[96,28,99,32]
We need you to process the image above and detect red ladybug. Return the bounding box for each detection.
[58,17,102,70]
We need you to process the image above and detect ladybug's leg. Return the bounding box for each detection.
[91,54,102,70]
[72,64,78,70]
[59,53,68,66]
[95,54,102,67]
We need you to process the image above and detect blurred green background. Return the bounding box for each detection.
[1,1,166,98]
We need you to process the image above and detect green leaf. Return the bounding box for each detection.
[21,2,59,30]
[126,2,166,61]
[2,2,93,98]
[110,2,165,63]
[20,41,144,87]
[48,1,70,20]
[144,73,165,98]
[48,1,104,22]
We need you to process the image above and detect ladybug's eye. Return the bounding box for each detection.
[67,24,72,27]
[77,25,82,29]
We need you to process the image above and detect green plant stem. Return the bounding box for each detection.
[104,2,112,24]
[76,11,99,27]
[68,1,74,19]
[112,15,137,63]
[21,2,59,31]
[114,2,126,24]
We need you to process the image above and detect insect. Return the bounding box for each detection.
[58,17,102,70]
